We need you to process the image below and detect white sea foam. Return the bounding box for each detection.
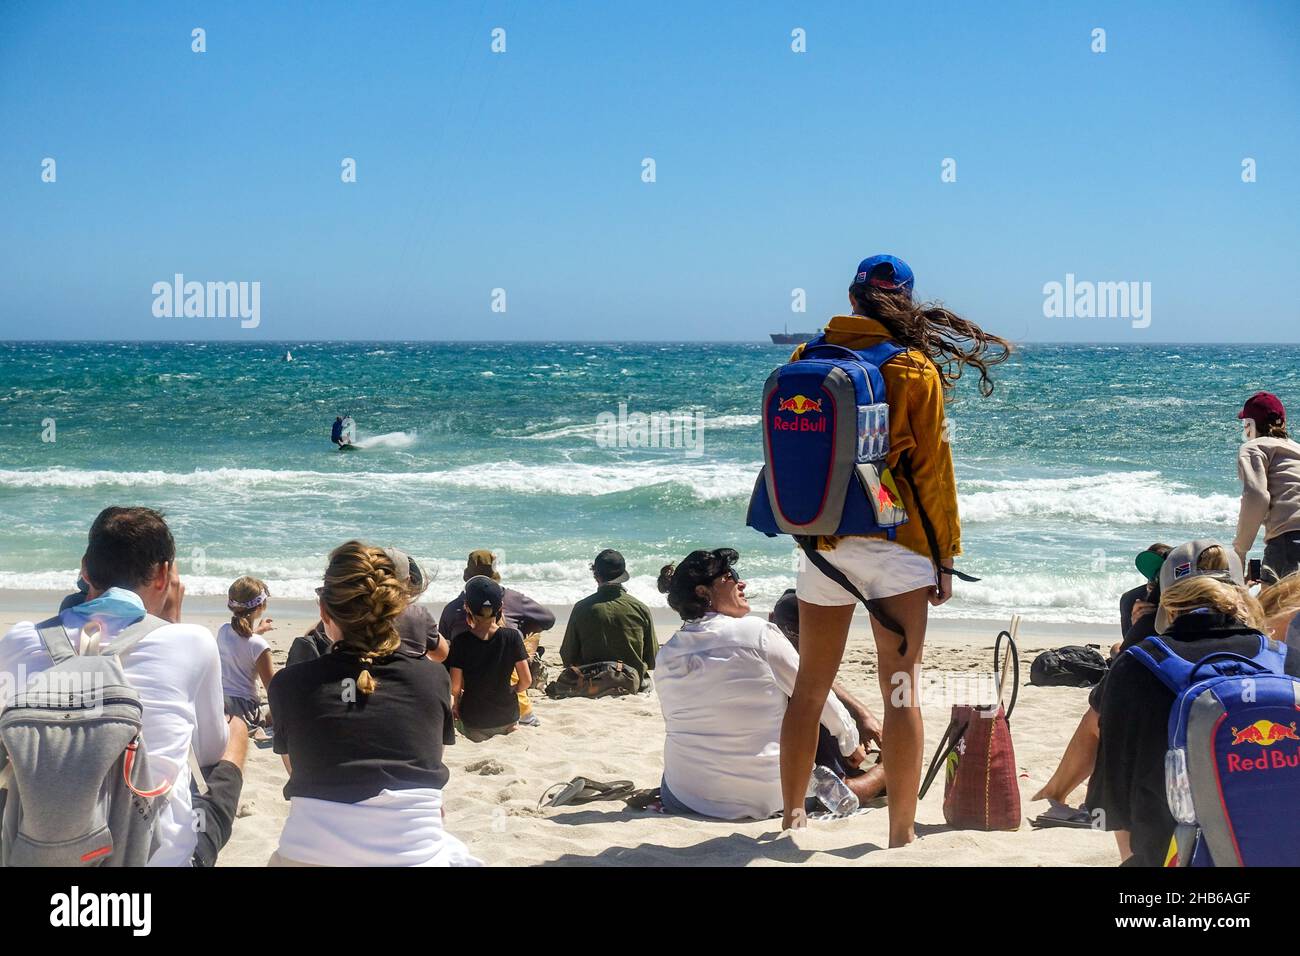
[0,564,1128,623]
[0,461,758,503]
[353,430,418,449]
[960,471,1237,526]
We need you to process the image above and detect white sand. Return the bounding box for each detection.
[1,592,1120,866]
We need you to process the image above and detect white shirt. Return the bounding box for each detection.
[216,623,270,701]
[277,788,482,867]
[0,611,229,866]
[655,612,859,820]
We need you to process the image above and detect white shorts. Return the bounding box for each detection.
[795,536,937,606]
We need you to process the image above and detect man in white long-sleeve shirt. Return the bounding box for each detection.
[653,548,884,820]
[1234,392,1300,584]
[0,507,238,866]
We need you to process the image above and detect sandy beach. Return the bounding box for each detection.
[1,590,1120,867]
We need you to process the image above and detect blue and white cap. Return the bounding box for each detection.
[853,254,915,294]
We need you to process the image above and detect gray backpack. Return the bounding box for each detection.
[0,614,173,866]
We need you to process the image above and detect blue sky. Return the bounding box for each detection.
[1,1,1297,342]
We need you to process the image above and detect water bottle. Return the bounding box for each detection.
[807,765,859,816]
[1164,748,1197,825]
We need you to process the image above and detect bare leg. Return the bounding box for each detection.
[1031,707,1099,803]
[780,601,855,829]
[867,587,932,848]
[845,764,887,803]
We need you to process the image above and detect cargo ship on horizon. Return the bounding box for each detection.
[769,324,817,345]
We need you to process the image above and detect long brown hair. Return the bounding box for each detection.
[319,541,407,694]
[849,283,1013,397]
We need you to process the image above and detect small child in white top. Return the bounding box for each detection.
[217,576,276,729]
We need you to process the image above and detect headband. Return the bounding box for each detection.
[228,592,268,611]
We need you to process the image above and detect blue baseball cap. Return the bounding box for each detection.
[853,254,914,294]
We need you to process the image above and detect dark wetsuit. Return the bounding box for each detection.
[331,420,344,445]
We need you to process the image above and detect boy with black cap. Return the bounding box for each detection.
[438,549,554,725]
[446,575,532,742]
[560,549,658,693]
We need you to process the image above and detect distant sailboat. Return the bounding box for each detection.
[284,350,293,362]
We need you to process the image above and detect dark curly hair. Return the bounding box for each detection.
[657,548,739,621]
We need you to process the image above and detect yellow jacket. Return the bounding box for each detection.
[791,315,961,561]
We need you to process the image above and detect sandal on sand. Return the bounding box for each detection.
[538,777,636,809]
[1029,802,1093,829]
[623,787,662,811]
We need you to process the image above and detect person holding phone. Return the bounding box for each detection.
[1234,392,1300,584]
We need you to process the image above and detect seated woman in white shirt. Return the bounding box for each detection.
[268,540,480,866]
[653,548,882,820]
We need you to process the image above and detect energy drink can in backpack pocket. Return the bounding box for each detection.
[856,403,890,463]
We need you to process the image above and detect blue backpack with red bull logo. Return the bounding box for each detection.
[746,336,909,538]
[1128,633,1300,866]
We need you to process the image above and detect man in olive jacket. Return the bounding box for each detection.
[560,550,657,692]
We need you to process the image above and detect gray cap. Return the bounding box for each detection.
[1155,539,1245,634]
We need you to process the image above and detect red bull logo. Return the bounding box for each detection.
[1226,719,1300,772]
[772,394,827,433]
[1230,719,1300,746]
[776,395,823,415]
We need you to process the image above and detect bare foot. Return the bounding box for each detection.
[782,807,808,830]
[888,829,916,848]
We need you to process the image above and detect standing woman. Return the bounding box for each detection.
[268,541,479,866]
[1234,392,1300,584]
[778,255,1011,844]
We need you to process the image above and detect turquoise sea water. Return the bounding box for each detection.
[1,341,1296,622]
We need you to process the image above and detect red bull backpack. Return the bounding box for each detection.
[1128,633,1300,866]
[746,337,909,539]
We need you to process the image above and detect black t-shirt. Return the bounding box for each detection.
[1088,609,1158,711]
[396,605,442,658]
[286,624,333,669]
[447,626,527,729]
[1086,613,1300,866]
[269,650,454,803]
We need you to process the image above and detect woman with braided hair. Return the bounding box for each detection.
[268,541,480,866]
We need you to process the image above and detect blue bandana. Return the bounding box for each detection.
[60,587,147,629]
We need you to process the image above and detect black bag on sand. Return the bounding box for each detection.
[545,661,639,699]
[1029,645,1108,687]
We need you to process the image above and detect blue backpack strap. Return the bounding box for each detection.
[1128,634,1285,693]
[1255,635,1288,674]
[854,341,907,368]
[1126,637,1196,694]
[800,342,865,362]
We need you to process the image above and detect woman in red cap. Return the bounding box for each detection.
[1234,392,1300,584]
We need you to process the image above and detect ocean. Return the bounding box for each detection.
[1,341,1295,623]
